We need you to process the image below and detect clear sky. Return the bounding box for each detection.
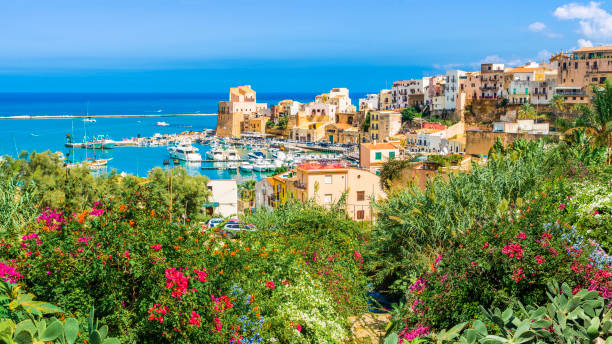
[1,0,611,92]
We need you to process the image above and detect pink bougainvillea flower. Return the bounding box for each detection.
[188,312,201,327]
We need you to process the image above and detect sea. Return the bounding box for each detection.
[0,92,365,182]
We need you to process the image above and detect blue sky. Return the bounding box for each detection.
[1,0,611,92]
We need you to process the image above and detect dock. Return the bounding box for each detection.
[0,113,217,120]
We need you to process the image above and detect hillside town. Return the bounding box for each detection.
[209,45,612,220]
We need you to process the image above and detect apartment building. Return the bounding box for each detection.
[480,63,505,99]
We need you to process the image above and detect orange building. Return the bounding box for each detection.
[289,162,385,221]
[359,142,400,174]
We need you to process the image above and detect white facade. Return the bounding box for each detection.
[424,76,445,107]
[359,94,379,111]
[206,180,238,217]
[304,103,337,122]
[432,95,446,111]
[444,70,466,110]
[493,120,549,135]
[254,178,274,210]
[326,88,356,113]
[392,79,425,109]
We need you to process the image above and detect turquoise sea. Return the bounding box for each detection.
[0,92,365,181]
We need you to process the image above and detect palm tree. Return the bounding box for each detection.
[551,94,566,118]
[517,103,536,120]
[578,82,612,148]
[238,180,257,209]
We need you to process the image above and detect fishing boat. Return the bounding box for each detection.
[72,158,112,170]
[157,121,170,126]
[168,139,202,162]
[82,118,96,123]
[239,161,253,173]
[86,135,115,149]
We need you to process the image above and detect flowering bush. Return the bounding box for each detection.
[0,184,368,343]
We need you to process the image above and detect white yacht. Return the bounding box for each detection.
[206,147,225,161]
[157,121,170,126]
[168,140,202,162]
[239,161,253,172]
[264,160,276,171]
[253,159,268,172]
[224,147,240,161]
[226,161,238,172]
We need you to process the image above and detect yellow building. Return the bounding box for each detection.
[255,163,386,221]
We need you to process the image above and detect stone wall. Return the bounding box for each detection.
[465,99,553,123]
[215,113,244,138]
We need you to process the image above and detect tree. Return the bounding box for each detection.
[551,94,566,117]
[400,107,420,123]
[517,103,536,120]
[556,81,612,152]
[362,112,371,132]
[576,82,612,148]
[238,180,256,207]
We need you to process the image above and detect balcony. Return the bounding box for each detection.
[293,181,306,190]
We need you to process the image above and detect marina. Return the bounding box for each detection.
[0,93,360,181]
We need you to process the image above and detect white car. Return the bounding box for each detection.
[222,220,257,238]
[206,217,224,229]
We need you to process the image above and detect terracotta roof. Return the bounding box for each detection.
[362,143,397,150]
[507,68,539,73]
[574,45,612,53]
[298,162,349,170]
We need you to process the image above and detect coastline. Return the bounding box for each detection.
[0,113,217,119]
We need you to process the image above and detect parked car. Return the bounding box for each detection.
[221,219,257,238]
[206,217,225,229]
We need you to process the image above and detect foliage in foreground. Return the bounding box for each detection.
[370,139,611,343]
[0,153,369,344]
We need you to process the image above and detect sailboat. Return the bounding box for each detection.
[82,103,96,122]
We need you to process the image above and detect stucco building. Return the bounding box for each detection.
[359,142,400,173]
[205,180,238,217]
[216,85,268,137]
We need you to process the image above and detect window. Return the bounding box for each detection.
[357,191,365,201]
[324,175,332,184]
[375,152,382,160]
[324,194,332,204]
[389,151,395,159]
[356,210,365,220]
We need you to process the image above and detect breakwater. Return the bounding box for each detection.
[0,113,217,119]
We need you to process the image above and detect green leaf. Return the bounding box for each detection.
[90,330,102,344]
[601,320,611,333]
[88,307,95,334]
[531,319,552,329]
[383,333,398,344]
[98,325,108,340]
[14,320,35,338]
[39,320,63,341]
[14,330,33,344]
[473,320,487,335]
[64,318,79,344]
[102,339,120,344]
[587,317,600,339]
